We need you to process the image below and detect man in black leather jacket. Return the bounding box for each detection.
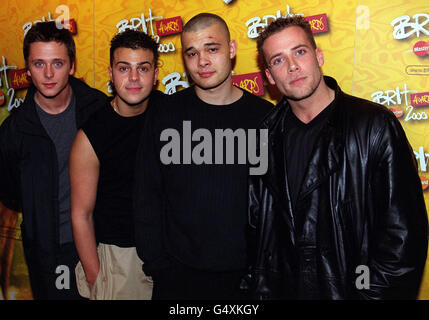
[248,16,428,299]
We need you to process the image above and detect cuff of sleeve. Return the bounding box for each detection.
[142,254,173,278]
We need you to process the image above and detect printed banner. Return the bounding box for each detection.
[232,72,264,96]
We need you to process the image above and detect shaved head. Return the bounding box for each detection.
[182,13,230,41]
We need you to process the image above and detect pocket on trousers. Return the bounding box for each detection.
[75,261,91,298]
[89,266,106,300]
[75,248,106,300]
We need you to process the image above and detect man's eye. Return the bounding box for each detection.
[271,57,284,66]
[35,62,44,67]
[54,62,63,67]
[138,66,149,73]
[119,66,128,72]
[187,52,197,57]
[296,49,306,55]
[208,47,218,53]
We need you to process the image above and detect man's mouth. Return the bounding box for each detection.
[43,83,56,88]
[199,71,215,78]
[126,87,142,91]
[289,77,306,85]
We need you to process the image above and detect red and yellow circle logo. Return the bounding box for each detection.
[413,41,429,57]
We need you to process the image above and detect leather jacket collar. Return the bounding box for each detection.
[260,76,345,241]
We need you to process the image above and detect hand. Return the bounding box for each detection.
[86,267,99,289]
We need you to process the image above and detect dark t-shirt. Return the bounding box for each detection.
[139,86,273,271]
[36,94,77,245]
[284,100,335,223]
[82,93,160,247]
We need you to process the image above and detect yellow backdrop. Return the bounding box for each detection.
[0,0,428,299]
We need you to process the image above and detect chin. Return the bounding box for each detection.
[285,91,314,101]
[121,96,149,106]
[196,80,223,90]
[38,89,62,99]
[196,84,215,90]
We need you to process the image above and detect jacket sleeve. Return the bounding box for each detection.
[0,118,22,212]
[248,175,261,242]
[359,112,428,300]
[247,175,266,298]
[133,104,171,277]
[248,174,285,299]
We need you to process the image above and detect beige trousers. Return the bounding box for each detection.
[75,243,153,300]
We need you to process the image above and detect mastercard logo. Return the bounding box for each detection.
[413,41,429,57]
[389,107,403,118]
[0,91,4,106]
[421,175,429,191]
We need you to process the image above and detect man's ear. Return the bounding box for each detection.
[265,68,276,86]
[108,66,113,83]
[154,67,159,85]
[69,61,75,75]
[229,40,237,59]
[316,48,324,67]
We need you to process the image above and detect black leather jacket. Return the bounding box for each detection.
[248,77,428,299]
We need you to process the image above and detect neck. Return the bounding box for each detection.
[288,78,335,124]
[194,75,243,105]
[113,95,149,117]
[34,84,73,114]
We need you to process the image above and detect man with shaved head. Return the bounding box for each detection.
[134,13,273,299]
[183,12,230,38]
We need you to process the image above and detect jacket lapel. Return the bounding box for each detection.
[261,99,297,242]
[297,95,344,202]
[71,76,100,126]
[259,76,345,248]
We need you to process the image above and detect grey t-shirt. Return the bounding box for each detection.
[36,94,77,245]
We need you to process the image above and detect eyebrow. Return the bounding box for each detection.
[204,42,221,47]
[291,44,310,50]
[268,52,283,61]
[184,42,221,54]
[115,61,152,66]
[31,58,66,62]
[183,47,195,54]
[268,44,310,61]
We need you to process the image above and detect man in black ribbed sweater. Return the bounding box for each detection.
[134,13,273,300]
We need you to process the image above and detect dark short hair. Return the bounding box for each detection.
[257,16,316,67]
[23,21,75,68]
[183,13,230,41]
[110,30,159,67]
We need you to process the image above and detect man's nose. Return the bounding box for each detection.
[198,52,210,67]
[129,67,139,81]
[44,64,54,78]
[288,57,299,72]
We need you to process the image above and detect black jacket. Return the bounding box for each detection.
[248,77,428,300]
[0,76,106,270]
